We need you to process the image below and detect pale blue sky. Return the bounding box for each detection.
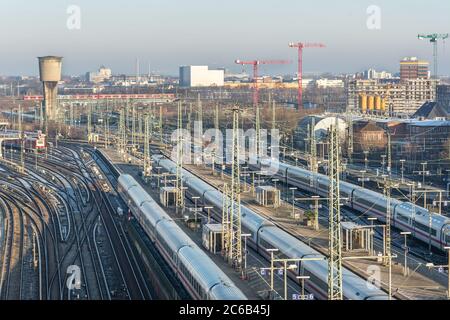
[0,0,449,76]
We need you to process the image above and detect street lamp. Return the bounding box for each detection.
[296,276,310,300]
[400,159,406,184]
[381,154,386,175]
[155,166,162,188]
[400,232,411,276]
[266,248,279,298]
[446,246,450,300]
[192,196,200,230]
[272,178,279,191]
[368,217,377,256]
[289,187,297,218]
[364,150,369,170]
[204,206,213,224]
[358,170,369,188]
[241,233,251,279]
[284,263,297,300]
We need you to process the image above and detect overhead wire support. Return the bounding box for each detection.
[230,106,243,272]
[327,121,343,300]
[378,175,398,300]
[143,114,152,177]
[175,101,185,213]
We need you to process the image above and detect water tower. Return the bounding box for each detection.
[38,56,62,123]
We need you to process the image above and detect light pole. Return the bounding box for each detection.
[192,196,200,230]
[266,248,279,299]
[364,150,369,170]
[358,170,369,188]
[241,233,251,279]
[400,159,406,184]
[296,275,310,300]
[204,206,213,224]
[289,187,297,218]
[401,231,411,276]
[284,263,297,300]
[272,178,279,191]
[446,246,450,300]
[368,217,377,256]
[381,154,386,175]
[155,166,162,188]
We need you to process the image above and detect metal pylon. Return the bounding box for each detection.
[159,105,163,144]
[347,107,353,163]
[327,122,343,300]
[87,104,92,142]
[222,183,231,259]
[143,114,152,177]
[175,101,184,213]
[382,176,393,299]
[119,108,126,154]
[230,106,242,271]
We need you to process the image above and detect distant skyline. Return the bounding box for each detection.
[0,0,449,76]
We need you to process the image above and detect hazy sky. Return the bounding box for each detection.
[1,0,449,76]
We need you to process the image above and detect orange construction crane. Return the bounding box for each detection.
[235,59,291,107]
[288,42,325,110]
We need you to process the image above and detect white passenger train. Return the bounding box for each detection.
[117,174,247,300]
[255,158,450,251]
[153,155,389,300]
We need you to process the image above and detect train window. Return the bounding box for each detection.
[413,221,437,236]
[396,214,410,224]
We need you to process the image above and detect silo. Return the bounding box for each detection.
[368,96,375,111]
[375,96,382,111]
[38,56,63,122]
[381,98,387,112]
[360,95,367,113]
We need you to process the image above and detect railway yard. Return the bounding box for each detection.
[0,144,151,300]
[1,130,450,301]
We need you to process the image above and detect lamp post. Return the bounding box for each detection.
[296,276,310,300]
[364,150,369,170]
[358,170,369,188]
[446,246,450,300]
[401,232,411,276]
[155,166,162,188]
[266,248,279,299]
[381,154,386,175]
[284,263,297,300]
[368,217,377,256]
[204,206,213,224]
[192,196,200,230]
[400,159,406,184]
[241,233,251,279]
[272,178,279,191]
[289,187,297,218]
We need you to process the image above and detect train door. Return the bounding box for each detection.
[441,224,450,249]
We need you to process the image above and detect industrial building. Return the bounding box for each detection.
[86,66,112,83]
[400,57,429,80]
[179,66,224,87]
[347,78,437,116]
